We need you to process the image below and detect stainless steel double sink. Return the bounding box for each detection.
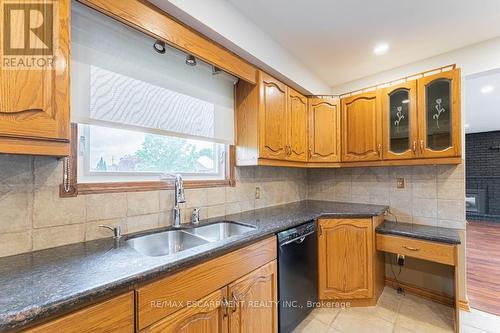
[126,222,256,257]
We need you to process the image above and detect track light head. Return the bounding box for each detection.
[185,54,197,66]
[153,40,166,54]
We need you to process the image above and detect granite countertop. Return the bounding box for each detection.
[376,221,461,245]
[0,200,387,332]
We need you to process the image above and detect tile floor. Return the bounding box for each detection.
[291,287,500,333]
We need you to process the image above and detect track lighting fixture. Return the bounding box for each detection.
[185,54,197,66]
[153,40,166,54]
[212,66,222,75]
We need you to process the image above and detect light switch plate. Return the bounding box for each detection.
[396,178,405,189]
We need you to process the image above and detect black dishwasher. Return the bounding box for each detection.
[277,221,318,333]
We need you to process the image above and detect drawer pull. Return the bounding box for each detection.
[403,245,420,251]
[222,297,229,318]
[231,292,238,313]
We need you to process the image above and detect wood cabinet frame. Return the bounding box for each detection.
[417,69,462,158]
[381,81,419,160]
[318,216,385,305]
[308,97,341,162]
[0,0,70,156]
[341,92,383,162]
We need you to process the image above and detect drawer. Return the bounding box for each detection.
[376,234,456,266]
[25,292,135,333]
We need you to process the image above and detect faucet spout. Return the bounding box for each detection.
[172,174,185,227]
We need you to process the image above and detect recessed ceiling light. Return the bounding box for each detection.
[481,85,494,94]
[465,124,470,128]
[374,43,389,55]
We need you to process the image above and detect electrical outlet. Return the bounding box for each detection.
[397,254,406,266]
[396,178,405,189]
[255,187,260,199]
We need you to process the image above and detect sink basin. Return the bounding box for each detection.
[185,222,256,242]
[126,230,209,257]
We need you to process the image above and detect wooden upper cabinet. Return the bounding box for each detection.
[308,97,341,162]
[318,219,374,300]
[143,288,229,333]
[287,89,308,162]
[341,92,382,162]
[258,72,288,160]
[0,0,70,156]
[381,81,418,160]
[417,69,461,158]
[228,260,278,333]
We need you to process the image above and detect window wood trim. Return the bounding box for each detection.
[60,124,236,197]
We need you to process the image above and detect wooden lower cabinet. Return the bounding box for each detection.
[142,288,229,333]
[318,217,384,305]
[228,260,278,333]
[25,292,134,333]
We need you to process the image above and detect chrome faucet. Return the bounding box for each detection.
[173,174,186,227]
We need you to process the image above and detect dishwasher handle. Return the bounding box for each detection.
[279,230,316,248]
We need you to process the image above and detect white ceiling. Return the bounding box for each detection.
[465,69,500,134]
[226,0,500,88]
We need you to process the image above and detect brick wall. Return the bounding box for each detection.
[466,130,500,219]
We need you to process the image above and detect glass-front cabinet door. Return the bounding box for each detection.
[417,69,462,158]
[382,81,418,160]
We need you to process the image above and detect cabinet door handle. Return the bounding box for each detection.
[377,144,382,158]
[420,140,424,154]
[231,292,238,313]
[222,297,229,318]
[308,147,312,159]
[403,245,420,251]
[412,141,417,154]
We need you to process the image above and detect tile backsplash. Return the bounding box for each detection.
[0,155,307,257]
[307,164,466,229]
[0,153,465,258]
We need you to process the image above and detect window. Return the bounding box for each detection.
[78,124,226,183]
[68,3,235,188]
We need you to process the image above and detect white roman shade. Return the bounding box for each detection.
[71,2,236,144]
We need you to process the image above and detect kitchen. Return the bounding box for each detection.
[0,0,499,332]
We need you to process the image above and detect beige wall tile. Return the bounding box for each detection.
[33,224,85,251]
[437,179,465,200]
[86,193,127,221]
[412,179,437,199]
[412,216,438,227]
[126,213,159,233]
[0,155,32,186]
[207,204,226,219]
[412,165,437,180]
[158,211,173,227]
[0,189,32,233]
[33,187,86,228]
[438,219,466,229]
[438,199,465,221]
[85,218,127,241]
[412,198,438,219]
[34,157,62,189]
[207,187,226,206]
[184,189,208,208]
[159,190,175,212]
[0,231,32,257]
[225,202,242,215]
[127,191,160,216]
[437,164,464,180]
